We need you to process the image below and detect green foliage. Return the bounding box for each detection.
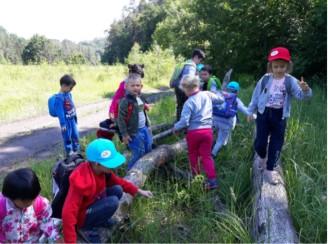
[65,52,87,65]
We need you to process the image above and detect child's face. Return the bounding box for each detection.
[183,86,199,96]
[125,80,143,96]
[271,60,288,78]
[200,71,210,82]
[13,199,34,209]
[61,84,75,93]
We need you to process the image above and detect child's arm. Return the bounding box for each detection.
[117,99,131,144]
[207,91,224,104]
[237,98,252,116]
[289,75,312,100]
[37,197,61,242]
[54,96,67,131]
[174,101,192,131]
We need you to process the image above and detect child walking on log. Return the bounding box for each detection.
[173,75,224,190]
[248,46,312,184]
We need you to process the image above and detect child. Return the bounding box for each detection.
[62,138,153,243]
[55,74,80,156]
[248,46,312,184]
[0,168,61,243]
[109,64,145,120]
[199,64,222,92]
[117,74,153,170]
[171,49,206,121]
[212,81,251,157]
[173,75,224,190]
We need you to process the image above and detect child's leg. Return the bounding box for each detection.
[212,127,231,156]
[186,130,201,175]
[142,127,153,153]
[61,121,73,154]
[198,129,217,180]
[254,111,270,159]
[127,129,145,170]
[266,111,286,170]
[71,119,80,152]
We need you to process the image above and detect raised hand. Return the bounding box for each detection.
[299,76,310,92]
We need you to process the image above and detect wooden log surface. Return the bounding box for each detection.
[252,153,299,243]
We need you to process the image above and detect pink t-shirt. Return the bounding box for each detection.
[266,77,286,108]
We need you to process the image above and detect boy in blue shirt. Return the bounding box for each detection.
[54,75,79,156]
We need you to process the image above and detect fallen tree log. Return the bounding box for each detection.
[151,123,173,135]
[252,153,299,243]
[153,128,174,143]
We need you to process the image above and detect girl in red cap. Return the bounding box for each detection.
[247,47,312,184]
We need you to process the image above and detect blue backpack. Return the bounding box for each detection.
[48,94,61,117]
[213,92,238,118]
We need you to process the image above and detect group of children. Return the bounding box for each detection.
[0,46,312,242]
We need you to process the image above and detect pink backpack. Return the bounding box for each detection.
[109,80,126,118]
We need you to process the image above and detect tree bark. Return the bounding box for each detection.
[252,153,299,243]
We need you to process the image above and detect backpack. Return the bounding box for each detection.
[260,74,292,94]
[0,194,44,221]
[207,75,222,91]
[169,61,195,88]
[213,92,238,118]
[48,94,62,117]
[51,153,85,219]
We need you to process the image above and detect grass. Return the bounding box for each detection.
[0,63,173,123]
[3,83,326,243]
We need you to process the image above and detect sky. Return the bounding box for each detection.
[0,0,136,42]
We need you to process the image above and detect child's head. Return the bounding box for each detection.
[128,64,145,78]
[200,64,212,82]
[226,81,240,94]
[60,74,76,92]
[180,75,200,96]
[2,168,41,209]
[267,47,293,77]
[86,138,126,174]
[192,48,206,64]
[125,73,143,96]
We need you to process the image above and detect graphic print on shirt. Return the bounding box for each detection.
[266,78,286,108]
[64,98,76,119]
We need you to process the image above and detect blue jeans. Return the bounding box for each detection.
[127,127,153,170]
[212,127,231,156]
[61,118,79,154]
[255,108,286,171]
[83,185,123,229]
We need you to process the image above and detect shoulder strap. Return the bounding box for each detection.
[285,75,292,94]
[261,75,270,93]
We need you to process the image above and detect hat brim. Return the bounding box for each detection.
[98,152,126,169]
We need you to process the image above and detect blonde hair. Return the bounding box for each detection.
[267,60,293,74]
[126,73,142,84]
[179,75,200,91]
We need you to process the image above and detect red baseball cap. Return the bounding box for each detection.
[268,47,291,62]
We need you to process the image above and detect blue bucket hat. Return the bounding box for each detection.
[196,63,204,72]
[227,81,240,92]
[86,138,126,169]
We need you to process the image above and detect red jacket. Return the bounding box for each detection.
[62,162,138,243]
[109,80,126,118]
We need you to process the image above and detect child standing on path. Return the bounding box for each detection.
[52,74,79,156]
[212,81,251,157]
[118,74,153,170]
[173,75,224,190]
[248,46,312,184]
[0,168,61,243]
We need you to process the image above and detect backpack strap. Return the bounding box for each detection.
[260,75,270,93]
[261,74,292,94]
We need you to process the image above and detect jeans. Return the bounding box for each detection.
[83,185,123,229]
[61,118,79,154]
[127,127,153,170]
[212,128,231,156]
[254,107,286,171]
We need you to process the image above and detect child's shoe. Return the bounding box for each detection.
[264,170,279,185]
[205,179,219,190]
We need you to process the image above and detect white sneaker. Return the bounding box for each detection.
[264,170,279,185]
[257,156,267,170]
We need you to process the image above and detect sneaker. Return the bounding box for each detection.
[205,179,219,190]
[264,170,279,185]
[258,156,267,170]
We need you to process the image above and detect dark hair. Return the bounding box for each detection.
[60,74,76,87]
[192,49,206,59]
[2,168,41,201]
[200,64,212,74]
[128,64,145,78]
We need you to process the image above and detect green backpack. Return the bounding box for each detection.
[207,75,222,91]
[169,60,195,88]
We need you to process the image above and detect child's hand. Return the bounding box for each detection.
[299,76,310,92]
[247,115,255,122]
[144,103,154,111]
[172,127,179,135]
[138,189,154,198]
[109,112,115,119]
[61,126,67,132]
[122,135,132,145]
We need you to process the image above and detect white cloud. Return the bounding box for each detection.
[0,0,134,42]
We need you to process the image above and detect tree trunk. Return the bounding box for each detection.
[252,153,299,243]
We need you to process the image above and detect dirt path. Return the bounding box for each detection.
[0,89,173,168]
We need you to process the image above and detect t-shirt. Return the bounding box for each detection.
[266,77,286,108]
[137,97,146,128]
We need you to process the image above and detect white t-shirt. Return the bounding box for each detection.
[266,77,286,108]
[136,97,146,128]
